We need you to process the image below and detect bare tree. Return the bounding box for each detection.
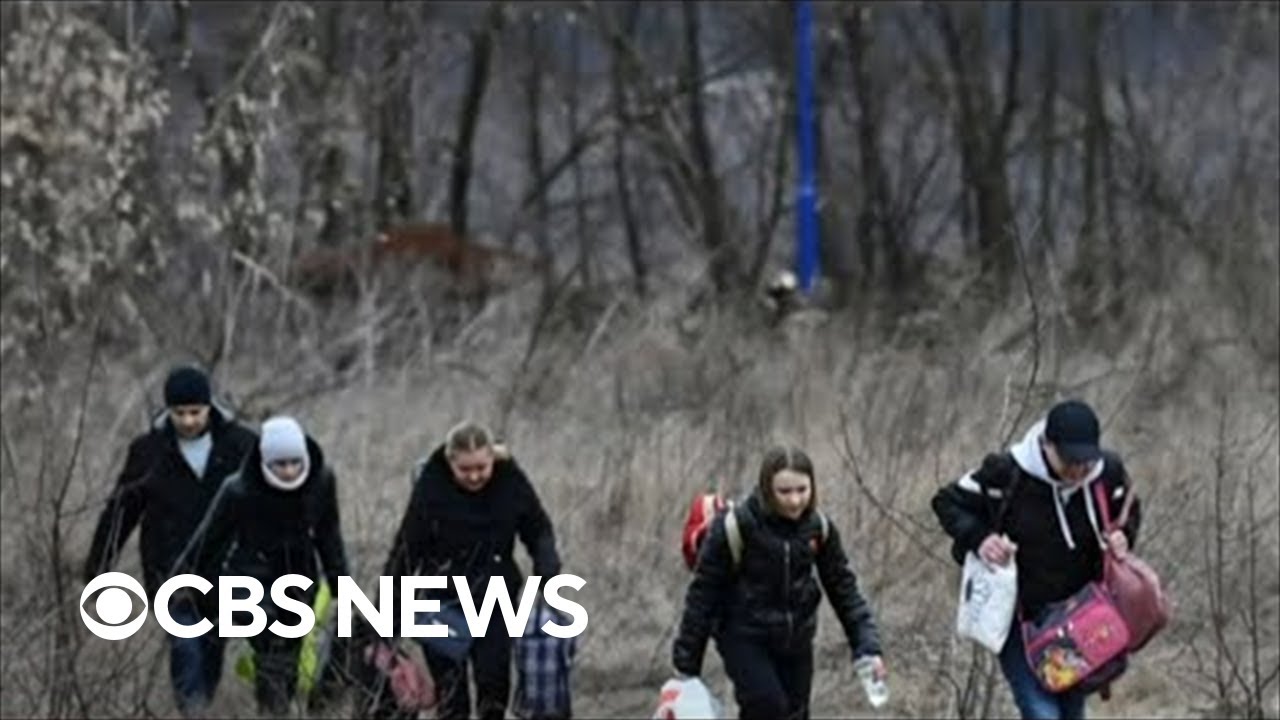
[1035,4,1060,251]
[608,0,649,297]
[566,10,593,288]
[681,0,737,293]
[1075,2,1124,308]
[374,0,414,230]
[522,8,554,294]
[743,1,794,290]
[844,3,906,295]
[448,1,506,240]
[291,1,351,248]
[932,0,1022,300]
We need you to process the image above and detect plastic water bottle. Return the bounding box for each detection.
[855,657,889,708]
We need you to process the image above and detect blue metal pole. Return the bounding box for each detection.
[794,0,820,295]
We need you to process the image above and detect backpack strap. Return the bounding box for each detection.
[724,505,828,569]
[994,458,1024,534]
[724,503,744,568]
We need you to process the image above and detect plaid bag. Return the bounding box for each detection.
[514,601,578,719]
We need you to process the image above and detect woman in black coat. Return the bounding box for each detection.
[672,446,886,720]
[381,420,561,720]
[191,415,350,716]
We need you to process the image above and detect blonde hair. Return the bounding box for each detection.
[445,420,509,460]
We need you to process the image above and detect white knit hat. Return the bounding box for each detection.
[260,416,310,491]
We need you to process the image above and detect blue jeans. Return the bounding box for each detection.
[167,600,225,716]
[999,625,1088,720]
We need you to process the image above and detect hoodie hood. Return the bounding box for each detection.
[1009,419,1106,550]
[258,416,312,491]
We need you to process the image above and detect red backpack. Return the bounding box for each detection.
[681,492,827,571]
[682,493,734,570]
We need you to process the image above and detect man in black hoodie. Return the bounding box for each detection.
[381,421,561,720]
[931,400,1142,720]
[83,366,258,717]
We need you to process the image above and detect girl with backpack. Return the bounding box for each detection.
[671,446,887,719]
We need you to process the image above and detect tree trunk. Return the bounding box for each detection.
[294,1,348,247]
[611,1,648,297]
[1079,3,1121,302]
[681,0,735,293]
[934,1,1020,300]
[375,1,413,230]
[747,3,793,290]
[811,18,844,302]
[845,3,904,295]
[449,2,505,239]
[1037,5,1059,250]
[567,13,592,288]
[523,11,554,298]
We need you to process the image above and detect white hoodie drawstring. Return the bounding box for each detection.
[1082,480,1103,547]
[1053,490,1076,550]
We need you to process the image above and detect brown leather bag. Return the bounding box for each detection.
[1093,482,1171,653]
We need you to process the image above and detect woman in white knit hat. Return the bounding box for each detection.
[188,415,350,716]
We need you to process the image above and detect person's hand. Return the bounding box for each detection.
[978,533,1018,567]
[1105,530,1129,557]
[865,655,887,682]
[365,640,400,672]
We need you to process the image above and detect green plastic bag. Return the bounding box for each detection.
[234,580,334,696]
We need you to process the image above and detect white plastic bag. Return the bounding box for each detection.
[652,677,723,719]
[955,551,1018,653]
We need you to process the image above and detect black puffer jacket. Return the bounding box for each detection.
[672,492,882,676]
[382,445,561,629]
[188,435,350,602]
[931,421,1142,619]
[84,406,258,598]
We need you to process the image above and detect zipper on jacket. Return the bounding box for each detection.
[785,541,793,642]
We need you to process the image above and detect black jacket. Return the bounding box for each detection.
[931,426,1142,620]
[382,446,561,629]
[189,435,350,596]
[672,493,882,677]
[83,406,257,598]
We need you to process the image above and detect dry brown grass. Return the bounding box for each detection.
[1,254,1277,719]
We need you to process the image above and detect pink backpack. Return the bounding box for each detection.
[1021,581,1131,694]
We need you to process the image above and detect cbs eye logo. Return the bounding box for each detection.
[80,572,149,640]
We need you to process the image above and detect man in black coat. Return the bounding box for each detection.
[83,366,257,717]
[381,421,561,720]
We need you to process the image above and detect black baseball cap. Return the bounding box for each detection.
[1045,400,1102,464]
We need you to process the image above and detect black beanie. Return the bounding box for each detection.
[164,366,211,407]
